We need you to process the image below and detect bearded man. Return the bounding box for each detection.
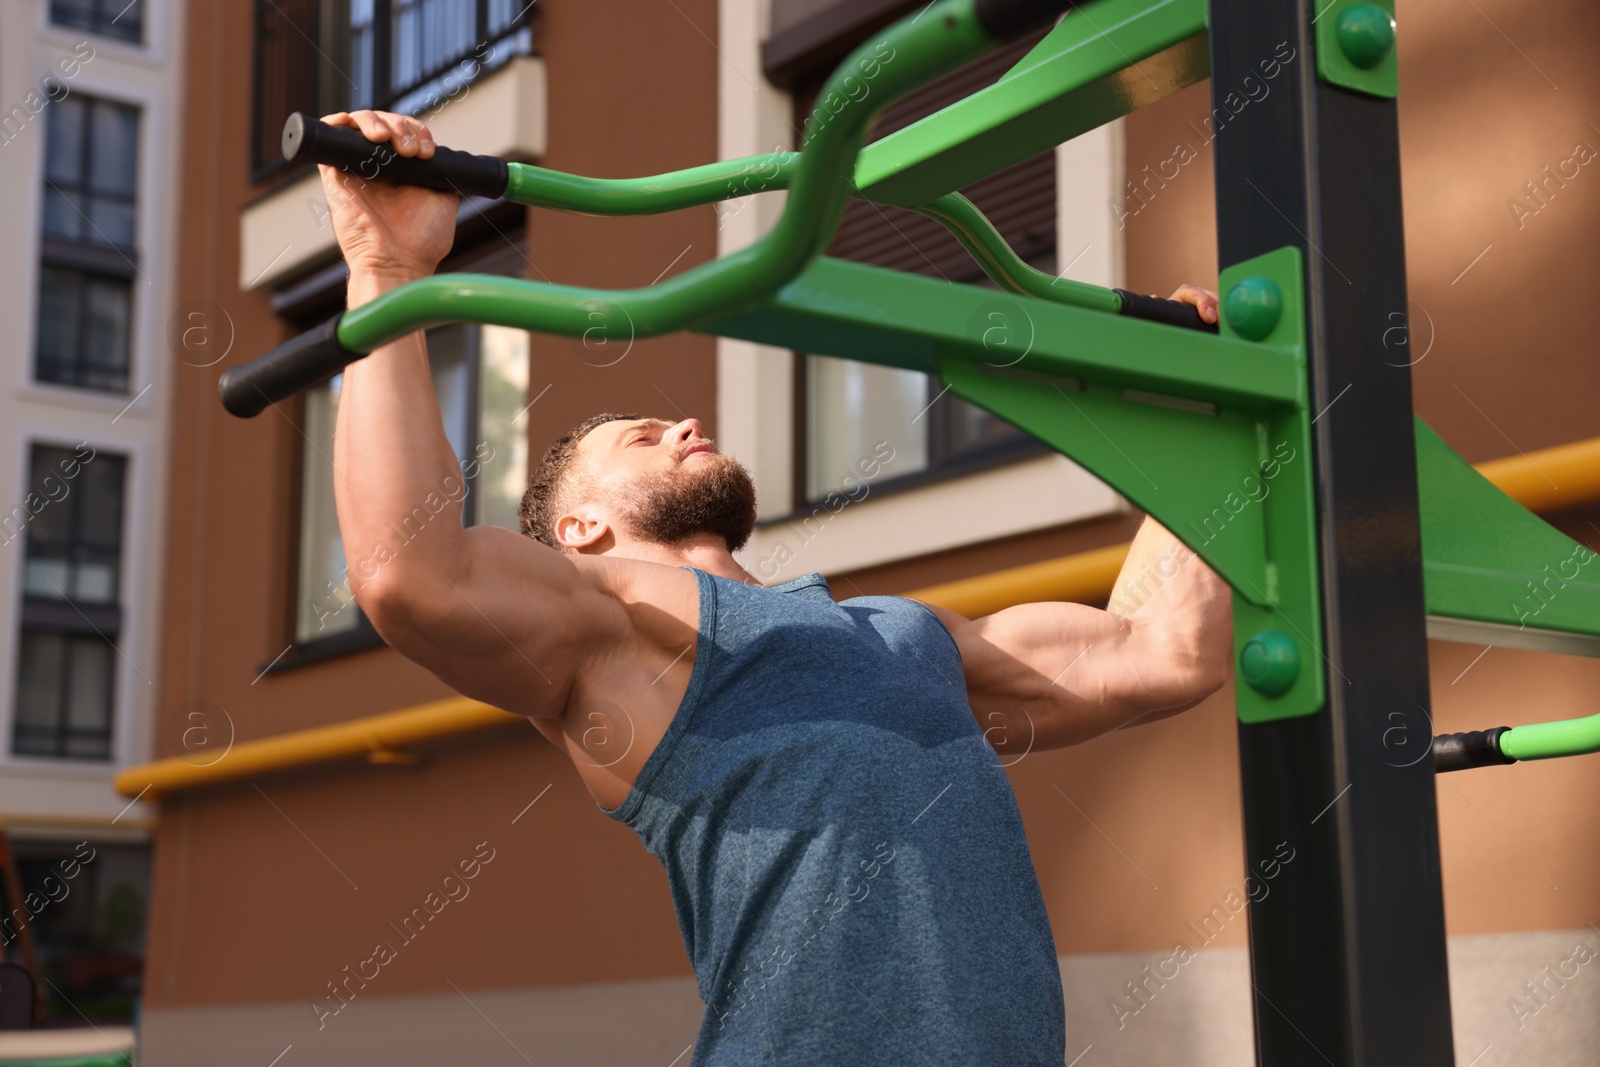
[322,108,1233,1067]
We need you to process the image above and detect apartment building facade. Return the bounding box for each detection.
[0,0,185,1026]
[130,0,1599,1063]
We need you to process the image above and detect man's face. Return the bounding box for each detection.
[576,417,757,552]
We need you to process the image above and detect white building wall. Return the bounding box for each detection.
[0,0,185,837]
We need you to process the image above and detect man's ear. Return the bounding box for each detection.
[554,504,610,551]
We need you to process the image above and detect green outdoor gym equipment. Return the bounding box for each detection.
[216,0,1600,1060]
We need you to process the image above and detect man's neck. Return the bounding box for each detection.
[616,535,762,586]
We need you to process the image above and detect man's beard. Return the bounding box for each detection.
[620,450,758,553]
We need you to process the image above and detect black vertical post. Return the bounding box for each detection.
[373,0,393,110]
[1209,3,1456,1066]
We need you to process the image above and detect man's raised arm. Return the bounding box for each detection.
[914,284,1234,755]
[319,109,618,719]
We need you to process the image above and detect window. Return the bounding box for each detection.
[293,322,531,646]
[251,0,537,179]
[36,94,139,394]
[42,95,138,249]
[793,27,1056,505]
[11,443,125,761]
[50,0,143,44]
[13,840,149,1024]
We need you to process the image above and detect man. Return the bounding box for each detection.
[321,109,1233,1065]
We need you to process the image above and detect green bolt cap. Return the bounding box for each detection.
[1240,629,1300,698]
[1223,276,1283,341]
[1336,4,1396,70]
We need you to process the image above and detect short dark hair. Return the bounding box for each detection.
[519,412,643,550]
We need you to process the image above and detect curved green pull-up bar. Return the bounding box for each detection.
[219,0,1214,417]
[505,151,1123,313]
[222,0,1018,415]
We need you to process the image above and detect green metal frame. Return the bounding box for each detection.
[1416,419,1600,653]
[854,0,1210,205]
[710,248,1326,724]
[305,0,1599,755]
[505,155,1123,313]
[1501,712,1600,761]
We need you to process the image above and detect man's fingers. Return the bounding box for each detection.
[314,110,434,159]
[343,109,395,146]
[1167,283,1220,324]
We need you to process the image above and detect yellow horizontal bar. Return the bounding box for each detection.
[902,543,1130,618]
[117,432,1600,800]
[1475,434,1600,517]
[114,696,517,800]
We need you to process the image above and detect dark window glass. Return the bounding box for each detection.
[11,444,126,761]
[35,267,132,393]
[36,94,138,394]
[797,28,1055,505]
[43,96,138,249]
[50,0,144,45]
[250,0,537,179]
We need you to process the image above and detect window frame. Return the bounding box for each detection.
[35,92,141,396]
[786,28,1058,513]
[40,93,140,253]
[48,0,144,46]
[9,442,129,763]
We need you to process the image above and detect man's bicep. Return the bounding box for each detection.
[374,525,624,719]
[937,601,1154,751]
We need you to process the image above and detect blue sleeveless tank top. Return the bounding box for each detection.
[599,567,1066,1066]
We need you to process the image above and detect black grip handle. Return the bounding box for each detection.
[1112,288,1220,334]
[218,314,364,418]
[973,0,1078,40]
[281,111,509,199]
[1432,726,1516,773]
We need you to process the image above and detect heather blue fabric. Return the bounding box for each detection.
[599,566,1066,1066]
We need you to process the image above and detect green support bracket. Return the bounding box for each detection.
[710,248,1328,722]
[1315,0,1398,98]
[717,246,1326,724]
[1416,418,1600,657]
[1213,248,1324,723]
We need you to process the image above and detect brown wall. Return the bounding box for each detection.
[149,0,1600,1013]
[1066,0,1600,950]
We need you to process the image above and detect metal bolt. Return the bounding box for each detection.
[1337,4,1396,70]
[1240,629,1300,698]
[1223,276,1283,341]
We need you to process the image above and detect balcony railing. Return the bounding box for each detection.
[251,0,537,182]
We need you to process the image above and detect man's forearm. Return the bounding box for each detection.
[1106,514,1233,692]
[331,271,469,603]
